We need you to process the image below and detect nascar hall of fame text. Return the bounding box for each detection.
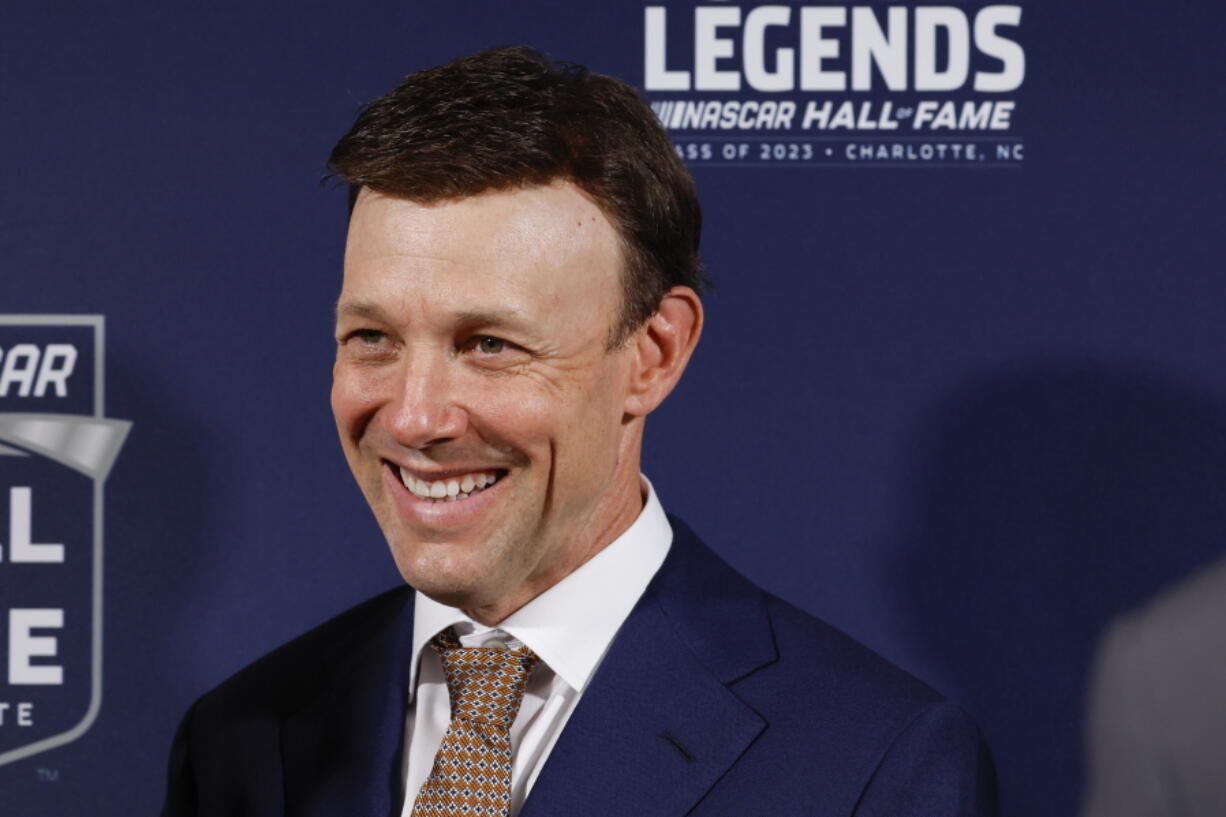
[0,316,129,770]
[643,2,1026,167]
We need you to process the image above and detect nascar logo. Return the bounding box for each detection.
[0,315,129,767]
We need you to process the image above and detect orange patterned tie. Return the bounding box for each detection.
[411,627,539,817]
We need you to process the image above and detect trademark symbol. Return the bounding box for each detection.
[37,767,59,782]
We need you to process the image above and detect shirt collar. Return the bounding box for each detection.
[410,475,673,695]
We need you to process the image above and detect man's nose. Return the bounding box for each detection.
[385,350,468,449]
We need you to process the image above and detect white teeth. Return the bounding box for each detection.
[398,468,501,502]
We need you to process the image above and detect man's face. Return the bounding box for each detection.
[332,182,644,621]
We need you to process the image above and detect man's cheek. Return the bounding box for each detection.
[479,389,557,432]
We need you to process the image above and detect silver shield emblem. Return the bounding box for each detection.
[0,315,130,767]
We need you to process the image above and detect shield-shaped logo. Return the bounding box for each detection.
[0,315,130,767]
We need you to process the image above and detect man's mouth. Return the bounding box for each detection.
[394,465,506,503]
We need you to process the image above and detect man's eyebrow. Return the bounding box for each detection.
[335,303,540,335]
[335,301,389,322]
[452,309,533,330]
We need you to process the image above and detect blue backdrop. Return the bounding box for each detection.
[2,1,1224,814]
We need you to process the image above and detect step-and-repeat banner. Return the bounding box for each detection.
[3,1,1223,814]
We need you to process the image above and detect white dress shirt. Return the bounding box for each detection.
[399,477,673,817]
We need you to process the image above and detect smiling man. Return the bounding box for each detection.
[332,182,677,626]
[162,48,997,817]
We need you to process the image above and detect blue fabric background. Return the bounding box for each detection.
[2,1,1223,814]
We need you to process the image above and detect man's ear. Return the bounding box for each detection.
[623,286,703,417]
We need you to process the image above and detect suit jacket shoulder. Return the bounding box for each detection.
[602,515,998,817]
[163,586,416,817]
[193,585,413,720]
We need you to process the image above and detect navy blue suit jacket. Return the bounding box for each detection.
[162,517,998,816]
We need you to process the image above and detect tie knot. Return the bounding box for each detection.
[430,628,538,727]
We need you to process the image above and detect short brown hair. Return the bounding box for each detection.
[327,46,704,346]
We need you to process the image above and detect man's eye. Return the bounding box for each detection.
[475,336,506,354]
[349,329,386,344]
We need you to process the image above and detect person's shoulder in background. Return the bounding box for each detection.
[1082,555,1226,817]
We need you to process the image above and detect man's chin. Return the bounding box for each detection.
[402,577,514,618]
[389,546,507,610]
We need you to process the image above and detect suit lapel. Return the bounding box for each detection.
[280,589,416,817]
[275,519,771,817]
[521,518,776,817]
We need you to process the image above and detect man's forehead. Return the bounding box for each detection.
[339,183,624,335]
[346,182,615,259]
